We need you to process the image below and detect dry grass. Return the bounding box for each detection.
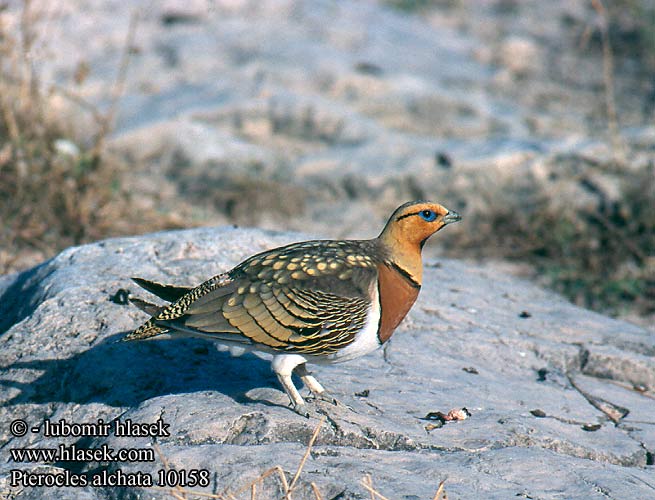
[452,163,655,315]
[0,2,182,274]
[149,417,449,500]
[444,0,655,317]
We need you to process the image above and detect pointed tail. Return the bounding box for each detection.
[123,317,168,341]
[131,277,192,302]
[123,277,191,341]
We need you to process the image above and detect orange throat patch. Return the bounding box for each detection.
[376,263,420,343]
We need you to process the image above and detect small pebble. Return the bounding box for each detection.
[110,289,130,305]
[425,421,444,431]
[582,423,602,432]
[423,408,471,423]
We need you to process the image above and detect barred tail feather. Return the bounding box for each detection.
[129,297,163,316]
[123,318,168,341]
[131,277,192,302]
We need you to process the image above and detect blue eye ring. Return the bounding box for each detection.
[419,209,437,222]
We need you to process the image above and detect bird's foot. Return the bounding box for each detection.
[306,390,338,406]
[306,391,357,413]
[292,402,311,418]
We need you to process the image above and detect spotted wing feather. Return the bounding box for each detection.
[131,240,382,353]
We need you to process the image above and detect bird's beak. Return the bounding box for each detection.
[442,210,462,225]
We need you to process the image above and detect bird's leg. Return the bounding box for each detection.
[272,355,310,417]
[295,364,338,405]
[276,373,310,417]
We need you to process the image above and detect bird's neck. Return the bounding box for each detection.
[377,233,423,286]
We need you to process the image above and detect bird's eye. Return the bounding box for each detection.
[419,210,437,222]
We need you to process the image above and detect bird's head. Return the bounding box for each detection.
[378,201,461,284]
[379,200,461,251]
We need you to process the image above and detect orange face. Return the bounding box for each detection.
[381,201,461,250]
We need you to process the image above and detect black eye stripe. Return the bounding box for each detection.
[395,211,420,221]
[396,209,437,221]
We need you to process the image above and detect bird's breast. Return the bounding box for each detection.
[376,263,420,343]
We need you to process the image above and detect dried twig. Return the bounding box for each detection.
[50,83,105,123]
[149,486,227,499]
[91,9,139,160]
[0,82,20,143]
[310,482,324,500]
[231,466,289,497]
[363,474,376,500]
[590,0,626,161]
[432,478,447,500]
[152,441,187,500]
[18,0,35,112]
[360,478,392,500]
[286,416,325,498]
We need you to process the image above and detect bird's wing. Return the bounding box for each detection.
[153,240,380,354]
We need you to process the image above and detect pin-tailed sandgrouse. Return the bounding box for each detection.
[125,201,461,416]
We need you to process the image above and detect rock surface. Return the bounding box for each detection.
[1,227,654,499]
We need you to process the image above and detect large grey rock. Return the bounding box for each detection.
[1,227,653,499]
